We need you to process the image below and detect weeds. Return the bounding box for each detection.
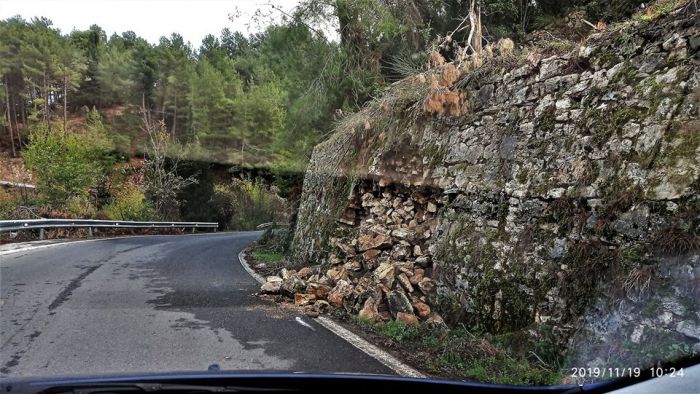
[351,317,563,385]
[251,247,284,266]
[622,265,656,301]
[651,226,700,254]
[633,0,687,21]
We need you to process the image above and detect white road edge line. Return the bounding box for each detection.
[237,249,426,379]
[0,232,239,257]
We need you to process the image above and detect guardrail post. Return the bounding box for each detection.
[191,227,195,234]
[88,227,93,237]
[39,228,45,240]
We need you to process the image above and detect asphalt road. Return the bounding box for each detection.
[0,232,393,378]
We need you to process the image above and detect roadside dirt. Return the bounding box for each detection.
[0,150,33,183]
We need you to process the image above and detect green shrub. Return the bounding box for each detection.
[23,121,114,207]
[103,183,155,221]
[377,320,423,342]
[211,178,288,230]
[251,247,284,265]
[0,189,18,220]
[66,195,97,218]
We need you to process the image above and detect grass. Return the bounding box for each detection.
[633,0,686,21]
[351,316,564,385]
[251,247,284,265]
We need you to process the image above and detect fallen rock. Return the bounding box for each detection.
[394,261,414,274]
[397,273,414,293]
[412,301,431,319]
[388,289,413,317]
[260,281,282,294]
[374,261,396,288]
[358,232,391,251]
[266,276,283,283]
[415,256,431,267]
[396,312,420,326]
[417,277,435,293]
[358,296,381,322]
[328,280,353,307]
[297,267,312,279]
[294,293,317,306]
[409,268,425,285]
[337,242,356,256]
[344,260,363,271]
[362,249,381,261]
[315,300,331,313]
[390,228,409,239]
[413,245,423,256]
[352,276,372,297]
[279,268,292,280]
[326,266,348,283]
[280,277,306,296]
[307,282,332,299]
[303,304,320,318]
[425,312,447,329]
[307,274,320,283]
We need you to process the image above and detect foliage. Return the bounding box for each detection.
[103,182,155,221]
[210,178,288,230]
[353,317,563,385]
[97,44,135,105]
[142,121,198,220]
[23,121,113,206]
[374,319,423,342]
[0,189,18,219]
[65,194,97,217]
[250,247,285,265]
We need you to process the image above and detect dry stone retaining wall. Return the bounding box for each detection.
[285,10,699,367]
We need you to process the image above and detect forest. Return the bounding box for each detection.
[0,0,647,228]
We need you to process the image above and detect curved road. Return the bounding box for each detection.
[0,232,392,378]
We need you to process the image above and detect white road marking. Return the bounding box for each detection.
[315,316,425,378]
[295,316,316,331]
[0,239,96,256]
[237,250,426,378]
[0,232,240,257]
[237,250,265,283]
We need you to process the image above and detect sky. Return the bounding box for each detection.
[0,0,303,45]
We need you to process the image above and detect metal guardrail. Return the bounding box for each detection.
[0,219,218,239]
[256,222,290,230]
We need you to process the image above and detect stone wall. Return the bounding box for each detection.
[290,10,699,366]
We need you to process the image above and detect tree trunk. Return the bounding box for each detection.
[4,78,16,157]
[43,72,51,133]
[63,74,67,134]
[467,0,482,56]
[13,93,22,148]
[17,90,24,148]
[475,2,482,55]
[171,95,177,141]
[20,93,26,125]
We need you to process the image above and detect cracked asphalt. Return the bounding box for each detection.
[0,232,392,378]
